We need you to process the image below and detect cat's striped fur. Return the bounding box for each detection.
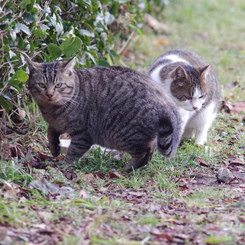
[26,57,181,171]
[148,49,221,145]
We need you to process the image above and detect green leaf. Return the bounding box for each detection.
[85,51,96,64]
[97,60,110,67]
[20,0,31,7]
[0,96,13,113]
[205,236,232,244]
[33,28,47,38]
[84,0,92,6]
[79,29,95,37]
[26,0,34,11]
[11,70,28,82]
[22,13,34,23]
[39,24,49,31]
[111,30,122,46]
[60,38,73,51]
[47,44,62,60]
[28,38,35,53]
[62,37,82,56]
[16,23,31,35]
[18,36,24,49]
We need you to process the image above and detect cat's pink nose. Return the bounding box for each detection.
[193,106,198,110]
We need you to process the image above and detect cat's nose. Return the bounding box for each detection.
[193,106,198,110]
[46,93,53,98]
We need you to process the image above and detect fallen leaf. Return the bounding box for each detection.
[238,216,245,224]
[233,102,245,114]
[150,231,172,241]
[0,179,19,191]
[37,152,54,161]
[82,173,94,182]
[25,147,44,169]
[152,38,170,47]
[93,172,105,179]
[220,101,232,114]
[64,172,77,180]
[79,189,89,198]
[179,184,189,191]
[109,171,122,179]
[195,156,209,167]
[99,187,108,192]
[128,191,146,197]
[230,158,245,166]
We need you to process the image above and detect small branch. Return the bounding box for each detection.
[117,30,135,55]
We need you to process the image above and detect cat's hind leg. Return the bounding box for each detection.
[124,151,154,172]
[124,138,156,172]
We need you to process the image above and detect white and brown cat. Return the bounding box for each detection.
[148,49,220,145]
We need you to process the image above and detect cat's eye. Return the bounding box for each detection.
[38,83,46,88]
[185,96,192,100]
[55,83,62,88]
[199,95,204,99]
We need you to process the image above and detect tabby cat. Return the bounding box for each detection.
[26,57,181,171]
[148,49,220,145]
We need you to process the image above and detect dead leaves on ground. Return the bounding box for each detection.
[221,81,245,117]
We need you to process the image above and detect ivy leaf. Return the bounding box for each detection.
[47,44,62,60]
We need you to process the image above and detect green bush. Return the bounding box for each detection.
[0,0,166,114]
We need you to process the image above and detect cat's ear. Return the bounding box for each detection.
[200,65,210,81]
[170,66,188,80]
[24,55,42,72]
[62,57,76,73]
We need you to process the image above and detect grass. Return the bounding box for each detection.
[1,0,245,244]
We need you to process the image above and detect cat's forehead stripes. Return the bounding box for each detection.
[42,62,59,83]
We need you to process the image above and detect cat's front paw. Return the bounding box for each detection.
[49,143,60,157]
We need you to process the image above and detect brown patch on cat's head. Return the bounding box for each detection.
[170,66,192,101]
[169,65,209,101]
[198,65,210,93]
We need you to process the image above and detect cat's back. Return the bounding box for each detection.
[148,49,208,75]
[74,65,180,151]
[77,65,173,103]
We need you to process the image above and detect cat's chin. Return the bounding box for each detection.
[182,106,199,112]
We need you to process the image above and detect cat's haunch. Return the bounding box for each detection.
[26,56,181,172]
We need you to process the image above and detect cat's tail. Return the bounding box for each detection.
[157,111,181,158]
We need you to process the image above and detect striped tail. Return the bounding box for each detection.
[157,113,181,158]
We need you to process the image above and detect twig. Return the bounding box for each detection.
[117,30,135,55]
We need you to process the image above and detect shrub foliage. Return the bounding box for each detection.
[0,0,165,114]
